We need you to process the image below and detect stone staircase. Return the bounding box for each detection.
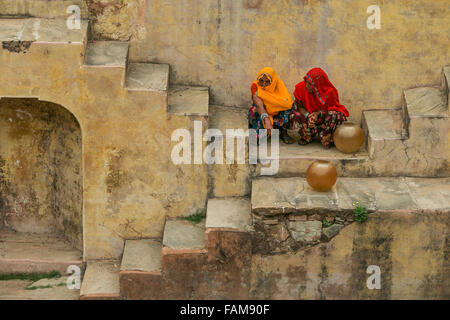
[1,17,449,299]
[362,69,449,177]
[80,197,253,299]
[0,17,212,260]
[202,68,449,298]
[0,17,209,118]
[206,68,449,199]
[83,40,210,118]
[0,230,83,275]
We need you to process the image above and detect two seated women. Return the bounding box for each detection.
[248,67,349,148]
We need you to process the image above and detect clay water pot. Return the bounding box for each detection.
[333,121,364,154]
[306,160,337,192]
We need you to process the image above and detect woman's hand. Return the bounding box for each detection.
[295,100,308,115]
[308,112,319,128]
[299,106,308,116]
[264,117,273,136]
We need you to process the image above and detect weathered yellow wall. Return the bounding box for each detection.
[0,98,83,250]
[0,0,88,18]
[1,1,449,122]
[0,0,448,264]
[0,36,208,259]
[79,0,450,123]
[251,211,450,299]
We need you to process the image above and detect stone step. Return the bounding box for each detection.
[208,105,248,137]
[206,198,253,232]
[168,86,209,117]
[0,18,88,66]
[161,219,207,299]
[83,41,129,89]
[84,41,129,68]
[403,86,447,119]
[0,230,83,275]
[125,63,169,92]
[119,239,163,300]
[256,141,369,177]
[162,219,206,252]
[362,109,406,159]
[120,239,162,273]
[0,1,89,19]
[207,105,251,197]
[400,86,448,176]
[363,109,405,141]
[251,176,450,216]
[0,18,88,44]
[358,86,448,176]
[79,261,120,300]
[203,197,253,300]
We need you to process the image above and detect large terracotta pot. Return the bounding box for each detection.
[333,121,364,154]
[306,160,337,192]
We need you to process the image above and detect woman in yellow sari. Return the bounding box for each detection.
[248,67,295,143]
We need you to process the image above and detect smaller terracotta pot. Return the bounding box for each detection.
[333,121,365,154]
[306,160,337,192]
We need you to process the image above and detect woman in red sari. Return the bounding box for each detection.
[289,68,349,148]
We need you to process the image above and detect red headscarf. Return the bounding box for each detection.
[293,68,349,117]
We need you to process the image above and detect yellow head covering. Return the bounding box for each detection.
[253,67,293,125]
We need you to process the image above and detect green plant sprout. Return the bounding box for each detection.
[322,220,334,228]
[0,271,61,282]
[353,201,368,222]
[182,208,206,224]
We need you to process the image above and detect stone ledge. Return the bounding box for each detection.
[404,86,447,118]
[79,261,120,300]
[0,230,83,274]
[85,41,129,67]
[208,105,248,137]
[252,177,338,215]
[252,177,450,216]
[251,177,450,255]
[262,141,368,161]
[162,219,206,251]
[363,109,405,140]
[168,86,209,116]
[0,18,88,44]
[255,142,369,178]
[125,63,169,92]
[205,197,252,232]
[120,239,162,273]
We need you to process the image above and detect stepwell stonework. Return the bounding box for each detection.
[0,2,449,300]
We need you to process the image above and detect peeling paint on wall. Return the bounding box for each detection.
[2,40,33,53]
[86,0,147,40]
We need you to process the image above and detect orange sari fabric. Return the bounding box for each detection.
[251,67,293,125]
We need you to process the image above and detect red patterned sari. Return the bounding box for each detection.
[289,68,349,148]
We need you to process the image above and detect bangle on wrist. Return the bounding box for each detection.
[261,113,269,121]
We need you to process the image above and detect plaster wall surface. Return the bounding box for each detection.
[0,98,83,250]
[1,1,448,123]
[251,211,450,299]
[0,26,208,260]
